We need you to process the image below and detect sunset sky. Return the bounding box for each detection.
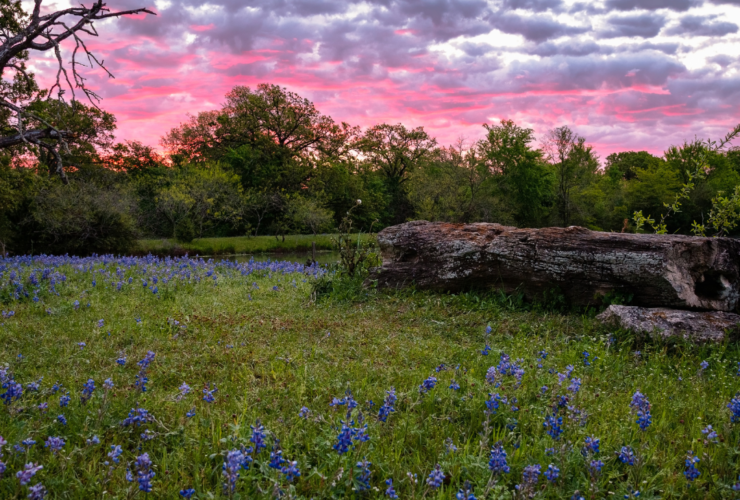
[34,0,740,158]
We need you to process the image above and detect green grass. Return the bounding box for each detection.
[1,257,740,499]
[136,233,371,256]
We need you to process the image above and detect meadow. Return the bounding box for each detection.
[1,254,740,499]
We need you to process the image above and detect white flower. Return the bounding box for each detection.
[356,199,362,205]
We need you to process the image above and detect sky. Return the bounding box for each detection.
[30,0,740,158]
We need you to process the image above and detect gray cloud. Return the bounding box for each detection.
[604,0,699,11]
[502,0,563,11]
[490,12,591,42]
[665,15,739,36]
[599,13,666,38]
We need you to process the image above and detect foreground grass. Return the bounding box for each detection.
[1,256,740,499]
[136,233,371,256]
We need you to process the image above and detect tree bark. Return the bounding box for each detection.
[369,221,740,311]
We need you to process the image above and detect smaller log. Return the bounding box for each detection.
[597,305,740,342]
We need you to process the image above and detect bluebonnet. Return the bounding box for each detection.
[77,342,86,350]
[27,483,46,499]
[702,425,718,442]
[20,438,36,449]
[59,394,70,407]
[589,460,604,475]
[584,436,600,455]
[486,325,492,335]
[456,481,476,500]
[180,489,196,498]
[497,353,525,382]
[202,383,217,403]
[630,391,652,430]
[684,451,700,482]
[481,344,491,356]
[334,423,355,454]
[568,378,582,394]
[516,464,541,494]
[16,463,43,485]
[134,453,155,492]
[86,436,100,446]
[299,406,310,418]
[700,360,709,372]
[544,414,563,440]
[583,351,593,366]
[541,385,548,393]
[73,301,79,310]
[186,408,196,418]
[727,393,740,422]
[269,440,286,469]
[356,458,372,491]
[418,376,438,394]
[282,460,300,482]
[103,378,114,390]
[557,365,575,385]
[449,380,460,390]
[44,437,65,454]
[135,351,155,392]
[80,379,95,404]
[25,378,42,392]
[97,319,104,328]
[38,402,47,413]
[222,449,245,494]
[485,393,504,415]
[544,463,560,482]
[56,415,67,425]
[385,478,398,498]
[618,446,635,465]
[436,363,446,372]
[378,388,396,422]
[445,437,457,453]
[426,464,445,489]
[116,356,126,366]
[177,383,191,401]
[108,445,123,463]
[250,420,267,453]
[122,407,153,427]
[485,366,497,385]
[489,442,511,474]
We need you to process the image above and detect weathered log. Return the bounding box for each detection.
[369,221,740,311]
[597,305,740,342]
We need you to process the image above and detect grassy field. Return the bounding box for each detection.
[135,234,371,257]
[1,255,740,499]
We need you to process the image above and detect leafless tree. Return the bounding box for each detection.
[1,0,155,182]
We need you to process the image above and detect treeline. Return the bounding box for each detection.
[1,83,740,255]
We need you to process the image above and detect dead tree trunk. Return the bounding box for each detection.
[369,221,740,311]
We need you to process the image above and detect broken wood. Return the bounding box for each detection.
[597,305,740,342]
[369,221,740,311]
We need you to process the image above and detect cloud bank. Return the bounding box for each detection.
[35,0,740,157]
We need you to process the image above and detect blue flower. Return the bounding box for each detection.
[281,460,301,482]
[727,393,740,422]
[701,424,718,442]
[630,391,652,430]
[544,414,563,440]
[385,478,398,498]
[333,422,355,454]
[378,388,396,422]
[57,414,67,425]
[269,447,286,469]
[202,383,217,403]
[97,319,104,328]
[584,436,600,455]
[16,463,43,485]
[449,380,460,391]
[299,406,310,419]
[180,488,196,498]
[27,483,46,499]
[699,360,709,371]
[516,464,541,493]
[544,463,560,482]
[426,464,445,489]
[456,480,477,500]
[116,356,126,366]
[485,393,504,415]
[250,420,267,453]
[103,378,114,390]
[568,378,582,394]
[481,344,491,356]
[684,451,700,482]
[108,445,123,464]
[418,376,438,394]
[80,379,95,404]
[485,366,497,385]
[489,442,510,474]
[44,436,65,454]
[356,458,372,491]
[589,460,604,475]
[186,408,196,418]
[222,449,245,494]
[618,446,635,465]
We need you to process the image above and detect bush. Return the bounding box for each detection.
[175,218,196,243]
[21,180,138,255]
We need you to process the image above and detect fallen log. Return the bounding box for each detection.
[598,305,740,342]
[369,221,740,311]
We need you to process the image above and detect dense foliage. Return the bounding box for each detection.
[1,82,740,255]
[2,255,740,498]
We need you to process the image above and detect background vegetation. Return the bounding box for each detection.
[3,83,740,256]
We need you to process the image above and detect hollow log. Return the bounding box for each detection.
[369,221,740,311]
